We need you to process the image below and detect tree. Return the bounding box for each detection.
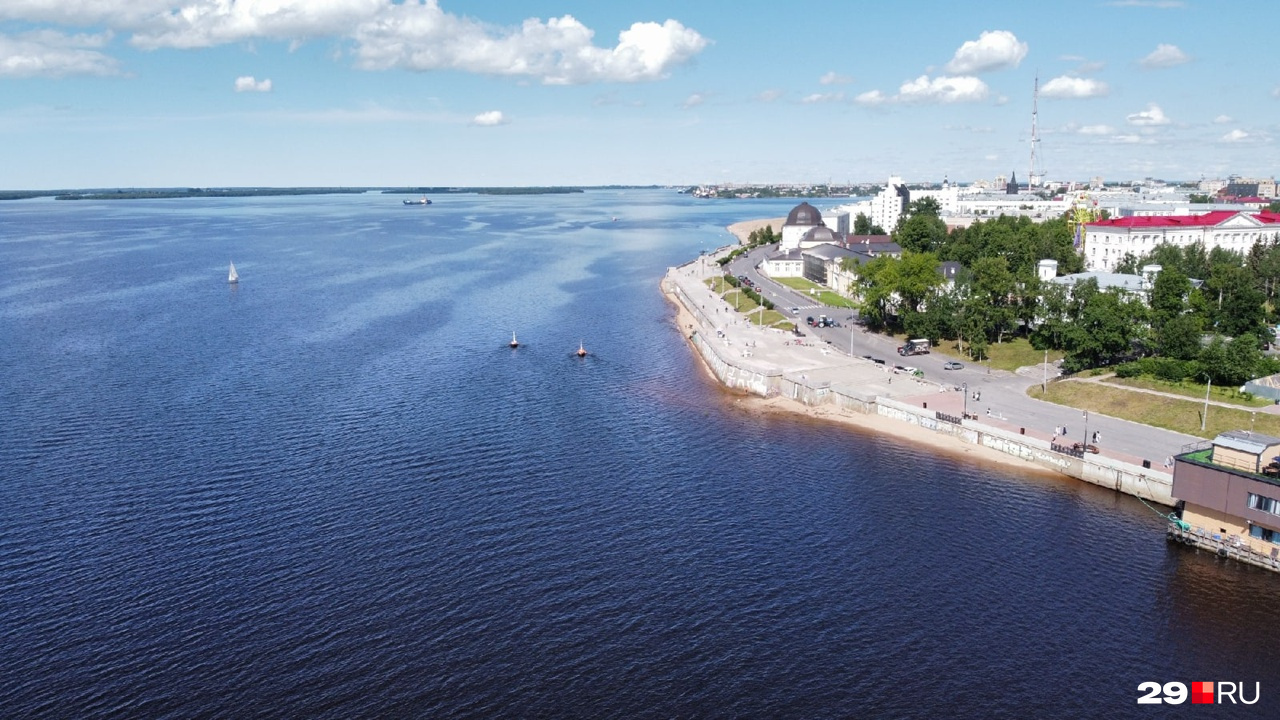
[894,211,947,253]
[907,196,942,217]
[853,213,885,235]
[968,256,1018,343]
[1062,288,1144,370]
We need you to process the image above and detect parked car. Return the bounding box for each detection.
[943,361,964,370]
[790,307,800,315]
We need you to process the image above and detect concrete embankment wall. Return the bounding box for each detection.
[664,272,1174,506]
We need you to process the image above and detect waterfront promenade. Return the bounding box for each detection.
[663,244,1202,505]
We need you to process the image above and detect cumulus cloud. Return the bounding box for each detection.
[1139,43,1189,69]
[1214,114,1232,124]
[0,30,119,78]
[1221,129,1249,142]
[819,71,853,85]
[353,8,709,84]
[801,91,844,104]
[1040,76,1109,99]
[1126,103,1170,126]
[754,88,783,103]
[682,93,706,109]
[944,30,1027,74]
[897,75,989,103]
[0,2,709,85]
[1079,124,1116,135]
[471,110,507,126]
[854,75,990,105]
[234,75,272,92]
[854,89,889,106]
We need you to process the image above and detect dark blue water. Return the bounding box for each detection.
[2,190,1278,719]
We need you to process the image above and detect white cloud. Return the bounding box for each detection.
[897,75,989,103]
[1126,103,1170,126]
[1079,124,1116,135]
[944,30,1027,74]
[854,75,990,105]
[234,75,272,92]
[472,110,507,126]
[1139,43,1189,69]
[1272,86,1280,99]
[801,91,844,104]
[854,89,889,106]
[819,71,853,85]
[353,8,709,84]
[1040,76,1109,99]
[0,30,119,78]
[754,89,783,103]
[1222,129,1249,143]
[682,93,705,109]
[1213,114,1232,124]
[0,2,709,85]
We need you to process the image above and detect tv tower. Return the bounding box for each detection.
[1029,73,1041,189]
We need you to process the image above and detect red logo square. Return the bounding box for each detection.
[1192,681,1215,704]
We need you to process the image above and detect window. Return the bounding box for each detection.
[1248,492,1280,516]
[1250,524,1280,545]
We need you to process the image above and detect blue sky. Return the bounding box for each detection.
[2,0,1277,188]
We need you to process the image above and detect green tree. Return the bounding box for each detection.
[894,212,947,253]
[1062,288,1144,370]
[968,256,1018,343]
[852,213,885,235]
[907,196,942,217]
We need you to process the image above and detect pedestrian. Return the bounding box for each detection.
[1063,425,1067,436]
[986,407,990,417]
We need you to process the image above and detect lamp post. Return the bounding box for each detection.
[1202,372,1212,432]
[962,382,968,418]
[1082,409,1089,450]
[1042,347,1048,394]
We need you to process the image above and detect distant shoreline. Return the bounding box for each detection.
[0,186,604,201]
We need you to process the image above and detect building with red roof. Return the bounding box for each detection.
[1083,210,1280,271]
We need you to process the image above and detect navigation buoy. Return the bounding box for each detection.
[510,331,519,349]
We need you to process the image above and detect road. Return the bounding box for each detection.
[720,243,1201,468]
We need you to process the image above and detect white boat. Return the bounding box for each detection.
[228,261,239,284]
[403,196,432,205]
[510,332,519,349]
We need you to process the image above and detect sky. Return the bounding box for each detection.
[2,0,1278,189]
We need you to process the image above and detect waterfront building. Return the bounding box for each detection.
[1170,431,1280,571]
[780,202,826,251]
[1082,210,1280,271]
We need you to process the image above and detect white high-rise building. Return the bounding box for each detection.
[871,176,909,233]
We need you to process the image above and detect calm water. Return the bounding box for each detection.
[2,190,1278,718]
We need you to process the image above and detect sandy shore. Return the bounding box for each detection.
[726,217,786,245]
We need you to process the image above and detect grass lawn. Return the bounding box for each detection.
[1028,381,1279,440]
[927,336,1064,372]
[1102,375,1272,408]
[706,278,792,330]
[773,277,858,309]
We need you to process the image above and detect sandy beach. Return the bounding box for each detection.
[726,217,786,245]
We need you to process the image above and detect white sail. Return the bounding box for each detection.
[228,261,239,284]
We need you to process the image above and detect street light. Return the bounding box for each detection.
[962,382,968,418]
[1201,372,1212,432]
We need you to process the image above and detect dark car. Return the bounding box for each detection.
[806,316,815,326]
[943,361,964,370]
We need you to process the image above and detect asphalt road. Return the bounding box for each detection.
[721,244,1203,467]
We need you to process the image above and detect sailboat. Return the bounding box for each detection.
[510,332,519,349]
[576,340,587,358]
[228,261,239,285]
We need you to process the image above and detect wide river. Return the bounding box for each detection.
[2,190,1277,718]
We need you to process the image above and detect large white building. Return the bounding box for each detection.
[1082,210,1280,271]
[870,176,910,233]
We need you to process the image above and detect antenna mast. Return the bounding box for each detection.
[1029,73,1041,189]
